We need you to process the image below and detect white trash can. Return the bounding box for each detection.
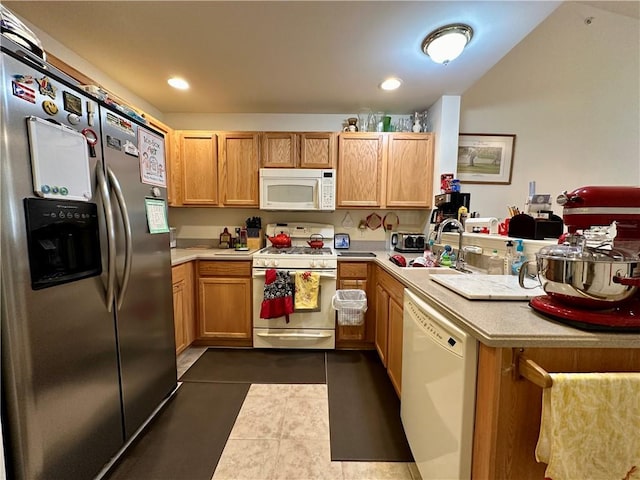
[332,289,367,326]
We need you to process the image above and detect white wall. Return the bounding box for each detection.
[459,3,640,220]
[170,207,428,245]
[428,95,461,197]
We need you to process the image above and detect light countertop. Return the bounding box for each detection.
[171,247,259,265]
[170,248,640,349]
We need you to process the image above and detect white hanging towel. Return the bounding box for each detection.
[535,372,640,480]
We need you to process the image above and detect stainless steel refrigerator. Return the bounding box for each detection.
[1,30,177,480]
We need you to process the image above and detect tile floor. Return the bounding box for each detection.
[177,347,421,480]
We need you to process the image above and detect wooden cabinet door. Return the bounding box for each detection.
[218,132,260,206]
[386,133,434,208]
[375,283,390,366]
[198,277,252,340]
[337,133,384,207]
[300,132,336,168]
[386,296,403,396]
[172,263,195,354]
[261,133,297,167]
[172,277,186,353]
[178,131,218,205]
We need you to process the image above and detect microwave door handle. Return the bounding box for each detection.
[107,166,133,311]
[316,178,322,209]
[96,162,116,312]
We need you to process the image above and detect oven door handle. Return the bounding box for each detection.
[256,332,333,339]
[252,270,336,279]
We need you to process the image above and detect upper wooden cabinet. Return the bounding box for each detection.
[172,131,260,207]
[337,133,385,208]
[261,132,336,169]
[337,132,434,209]
[177,131,218,205]
[386,133,434,208]
[218,132,260,207]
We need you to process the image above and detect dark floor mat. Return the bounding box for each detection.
[180,348,326,384]
[327,350,414,462]
[104,382,249,480]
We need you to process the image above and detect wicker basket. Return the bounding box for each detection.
[332,290,367,326]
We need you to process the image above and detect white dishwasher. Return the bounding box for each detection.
[401,289,478,480]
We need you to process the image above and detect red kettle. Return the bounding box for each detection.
[266,231,292,248]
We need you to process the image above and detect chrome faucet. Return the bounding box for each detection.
[435,218,468,272]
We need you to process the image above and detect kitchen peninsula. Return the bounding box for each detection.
[172,248,640,479]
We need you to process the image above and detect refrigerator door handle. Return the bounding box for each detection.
[96,162,117,312]
[107,166,132,310]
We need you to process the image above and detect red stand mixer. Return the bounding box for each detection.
[526,186,640,331]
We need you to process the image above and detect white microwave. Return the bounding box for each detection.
[259,168,336,211]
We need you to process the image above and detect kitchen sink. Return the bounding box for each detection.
[401,267,465,275]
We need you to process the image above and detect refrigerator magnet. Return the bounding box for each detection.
[144,198,169,234]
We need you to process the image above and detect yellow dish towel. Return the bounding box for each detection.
[535,372,640,480]
[294,271,320,310]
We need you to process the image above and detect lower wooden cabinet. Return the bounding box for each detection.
[171,262,195,355]
[336,261,375,348]
[196,260,252,347]
[375,266,405,396]
[473,345,640,479]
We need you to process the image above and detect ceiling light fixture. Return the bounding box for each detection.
[167,77,189,90]
[380,77,402,91]
[421,24,473,65]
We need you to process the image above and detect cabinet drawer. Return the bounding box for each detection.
[338,262,368,279]
[199,260,251,277]
[377,267,404,303]
[172,263,188,283]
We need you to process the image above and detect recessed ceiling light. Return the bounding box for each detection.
[380,77,402,91]
[167,77,189,90]
[422,24,473,65]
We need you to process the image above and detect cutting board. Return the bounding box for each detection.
[431,274,544,300]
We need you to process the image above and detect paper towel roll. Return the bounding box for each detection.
[465,217,499,234]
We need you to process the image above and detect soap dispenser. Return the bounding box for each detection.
[511,239,525,275]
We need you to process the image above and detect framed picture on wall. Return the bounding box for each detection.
[457,134,516,184]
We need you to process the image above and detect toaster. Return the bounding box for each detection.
[392,232,426,253]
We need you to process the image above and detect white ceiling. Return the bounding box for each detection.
[4,1,638,115]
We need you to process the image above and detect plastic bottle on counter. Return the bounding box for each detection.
[440,245,453,267]
[424,240,437,267]
[487,250,503,275]
[504,240,514,276]
[511,239,525,275]
[458,206,468,227]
